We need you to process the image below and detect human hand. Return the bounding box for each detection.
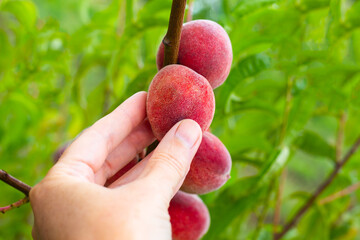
[30,92,202,240]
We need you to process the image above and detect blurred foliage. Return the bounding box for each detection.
[1,0,360,239]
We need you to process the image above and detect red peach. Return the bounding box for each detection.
[157,20,233,89]
[147,64,215,140]
[181,131,231,194]
[169,191,210,240]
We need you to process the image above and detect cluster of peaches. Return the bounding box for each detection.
[54,19,233,240]
[148,19,233,240]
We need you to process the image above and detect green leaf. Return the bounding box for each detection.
[293,130,336,160]
[285,91,317,143]
[229,8,301,57]
[345,1,360,29]
[231,155,263,168]
[1,0,37,29]
[257,146,290,184]
[298,206,330,239]
[216,53,271,114]
[137,0,172,25]
[203,183,266,240]
[233,0,278,17]
[229,98,279,116]
[0,29,14,70]
[203,147,289,239]
[296,0,330,12]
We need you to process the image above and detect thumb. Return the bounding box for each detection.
[139,119,202,202]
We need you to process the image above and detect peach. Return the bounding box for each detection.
[147,64,215,140]
[181,131,231,194]
[105,158,138,186]
[169,191,210,240]
[157,20,233,89]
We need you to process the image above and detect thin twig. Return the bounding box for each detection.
[116,0,126,36]
[146,140,159,156]
[274,136,360,240]
[319,182,360,205]
[253,181,275,239]
[273,169,287,236]
[102,87,111,115]
[336,112,346,162]
[163,0,187,66]
[186,0,193,22]
[0,170,31,196]
[273,77,293,236]
[278,77,294,146]
[0,197,30,214]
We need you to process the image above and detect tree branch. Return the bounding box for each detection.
[253,181,275,239]
[336,112,346,162]
[278,77,294,146]
[0,197,29,214]
[319,182,360,205]
[0,170,31,196]
[274,136,360,240]
[273,169,287,236]
[273,77,293,236]
[163,0,187,66]
[0,170,32,213]
[186,0,193,22]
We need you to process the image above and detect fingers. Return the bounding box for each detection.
[56,92,148,181]
[135,119,202,202]
[94,119,155,184]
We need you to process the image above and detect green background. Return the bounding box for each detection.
[1,0,360,239]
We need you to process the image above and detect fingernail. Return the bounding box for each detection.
[175,120,201,149]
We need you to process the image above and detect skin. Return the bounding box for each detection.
[30,92,203,240]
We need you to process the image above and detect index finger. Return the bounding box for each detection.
[57,92,148,181]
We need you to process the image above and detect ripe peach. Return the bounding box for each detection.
[157,20,233,89]
[169,191,210,240]
[181,131,231,194]
[105,158,138,186]
[147,64,215,140]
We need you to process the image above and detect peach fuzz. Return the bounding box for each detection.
[181,131,231,194]
[169,191,210,240]
[157,20,233,89]
[146,64,215,140]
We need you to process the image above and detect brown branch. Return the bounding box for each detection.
[253,180,275,239]
[116,0,126,36]
[273,169,287,236]
[0,170,32,213]
[319,182,360,205]
[274,136,360,240]
[336,112,346,162]
[186,0,193,22]
[102,87,111,115]
[272,77,293,236]
[163,0,187,66]
[0,170,31,196]
[278,77,294,146]
[0,197,29,214]
[146,140,159,157]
